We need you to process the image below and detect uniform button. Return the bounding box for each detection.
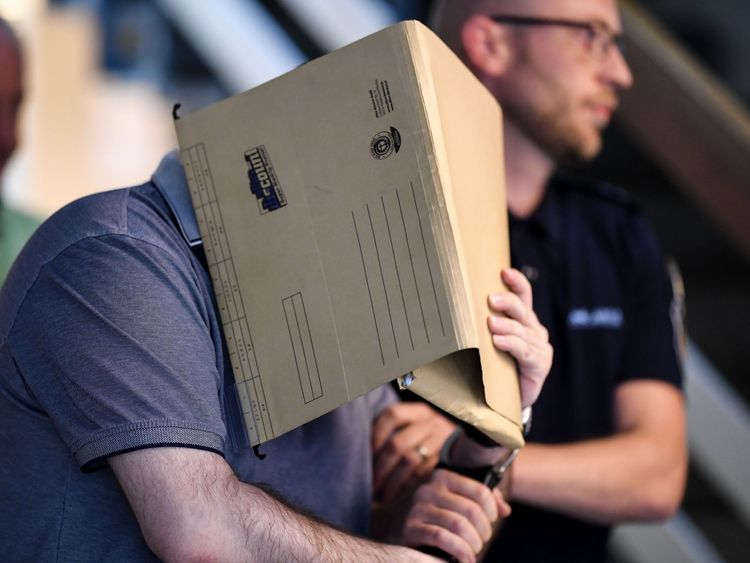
[521,265,539,281]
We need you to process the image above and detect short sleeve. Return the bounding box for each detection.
[619,214,682,388]
[9,234,226,470]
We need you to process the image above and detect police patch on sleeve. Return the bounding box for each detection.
[568,307,623,329]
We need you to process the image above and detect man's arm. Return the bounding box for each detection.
[110,447,432,563]
[510,379,687,524]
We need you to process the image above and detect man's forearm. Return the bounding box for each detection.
[210,477,413,562]
[110,447,422,562]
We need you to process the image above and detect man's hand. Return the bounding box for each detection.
[488,268,553,407]
[372,268,552,502]
[382,469,511,563]
[373,402,457,503]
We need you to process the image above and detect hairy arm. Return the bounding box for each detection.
[510,380,687,524]
[110,447,433,563]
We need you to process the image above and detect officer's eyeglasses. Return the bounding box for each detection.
[489,15,626,61]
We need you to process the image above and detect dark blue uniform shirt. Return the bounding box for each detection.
[488,175,682,563]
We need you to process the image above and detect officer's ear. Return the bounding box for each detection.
[461,14,512,78]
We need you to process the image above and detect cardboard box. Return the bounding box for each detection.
[175,20,524,449]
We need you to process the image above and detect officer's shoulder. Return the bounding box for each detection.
[556,174,641,214]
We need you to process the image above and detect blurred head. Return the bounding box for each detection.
[0,17,22,177]
[431,0,633,164]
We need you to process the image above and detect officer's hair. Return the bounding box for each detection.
[429,0,527,59]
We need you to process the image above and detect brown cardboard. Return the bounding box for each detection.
[174,20,524,449]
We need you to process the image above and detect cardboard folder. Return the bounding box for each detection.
[174,20,524,449]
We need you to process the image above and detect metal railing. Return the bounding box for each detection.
[619,0,750,259]
[612,2,750,560]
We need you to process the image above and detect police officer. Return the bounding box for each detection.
[373,1,687,561]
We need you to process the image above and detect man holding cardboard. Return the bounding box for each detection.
[0,163,546,563]
[375,0,687,561]
[0,21,551,563]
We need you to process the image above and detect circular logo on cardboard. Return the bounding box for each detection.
[370,126,402,160]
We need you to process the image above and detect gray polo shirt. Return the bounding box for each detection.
[0,153,394,561]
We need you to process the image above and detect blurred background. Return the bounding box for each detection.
[1,1,748,561]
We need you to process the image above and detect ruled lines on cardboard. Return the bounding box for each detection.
[282,292,324,404]
[351,183,447,365]
[181,143,275,445]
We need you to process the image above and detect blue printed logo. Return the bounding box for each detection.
[244,146,287,214]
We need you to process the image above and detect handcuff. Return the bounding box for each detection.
[418,406,532,562]
[437,405,532,488]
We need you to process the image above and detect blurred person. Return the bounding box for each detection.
[0,91,551,563]
[0,16,37,283]
[0,17,19,176]
[374,1,687,561]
